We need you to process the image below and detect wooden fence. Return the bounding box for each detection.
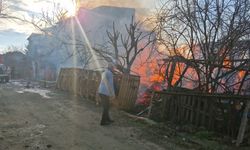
[56,68,140,110]
[148,91,250,142]
[117,74,140,110]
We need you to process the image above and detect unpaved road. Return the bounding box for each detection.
[0,81,168,150]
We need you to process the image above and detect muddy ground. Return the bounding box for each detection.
[0,81,249,150]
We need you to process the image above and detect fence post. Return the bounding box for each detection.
[148,91,155,118]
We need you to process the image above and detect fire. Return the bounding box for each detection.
[231,70,247,93]
[238,71,246,79]
[133,59,165,86]
[171,62,185,85]
[133,44,191,88]
[149,59,165,83]
[169,45,192,58]
[150,74,164,83]
[223,59,232,68]
[134,39,249,105]
[132,46,166,86]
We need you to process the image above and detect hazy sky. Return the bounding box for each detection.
[0,0,158,52]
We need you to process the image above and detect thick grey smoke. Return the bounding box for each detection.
[79,0,145,8]
[78,0,155,20]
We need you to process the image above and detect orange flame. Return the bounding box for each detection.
[171,62,185,85]
[223,59,232,68]
[134,58,165,86]
[238,71,246,79]
[149,59,165,83]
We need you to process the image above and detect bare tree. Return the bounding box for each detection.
[94,17,155,73]
[155,0,250,94]
[0,0,11,19]
[56,30,93,68]
[0,0,2,14]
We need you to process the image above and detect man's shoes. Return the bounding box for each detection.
[107,119,114,123]
[100,121,110,126]
[100,119,114,126]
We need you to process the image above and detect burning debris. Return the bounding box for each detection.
[137,82,164,106]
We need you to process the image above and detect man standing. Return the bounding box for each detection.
[98,62,116,125]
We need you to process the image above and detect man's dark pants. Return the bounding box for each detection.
[99,94,111,124]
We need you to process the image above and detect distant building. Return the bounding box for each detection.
[2,51,32,79]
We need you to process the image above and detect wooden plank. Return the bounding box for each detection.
[117,74,140,110]
[178,95,185,123]
[190,96,195,125]
[148,91,156,118]
[171,96,177,122]
[176,96,181,122]
[185,96,191,122]
[161,95,168,120]
[128,75,139,109]
[187,96,191,122]
[56,69,63,88]
[208,98,215,130]
[194,96,201,126]
[201,99,208,127]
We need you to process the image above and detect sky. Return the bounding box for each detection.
[0,0,158,52]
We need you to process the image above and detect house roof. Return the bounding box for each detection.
[27,33,43,41]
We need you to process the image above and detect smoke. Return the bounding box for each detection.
[78,0,146,9]
[77,0,155,19]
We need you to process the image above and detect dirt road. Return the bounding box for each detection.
[0,81,168,150]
